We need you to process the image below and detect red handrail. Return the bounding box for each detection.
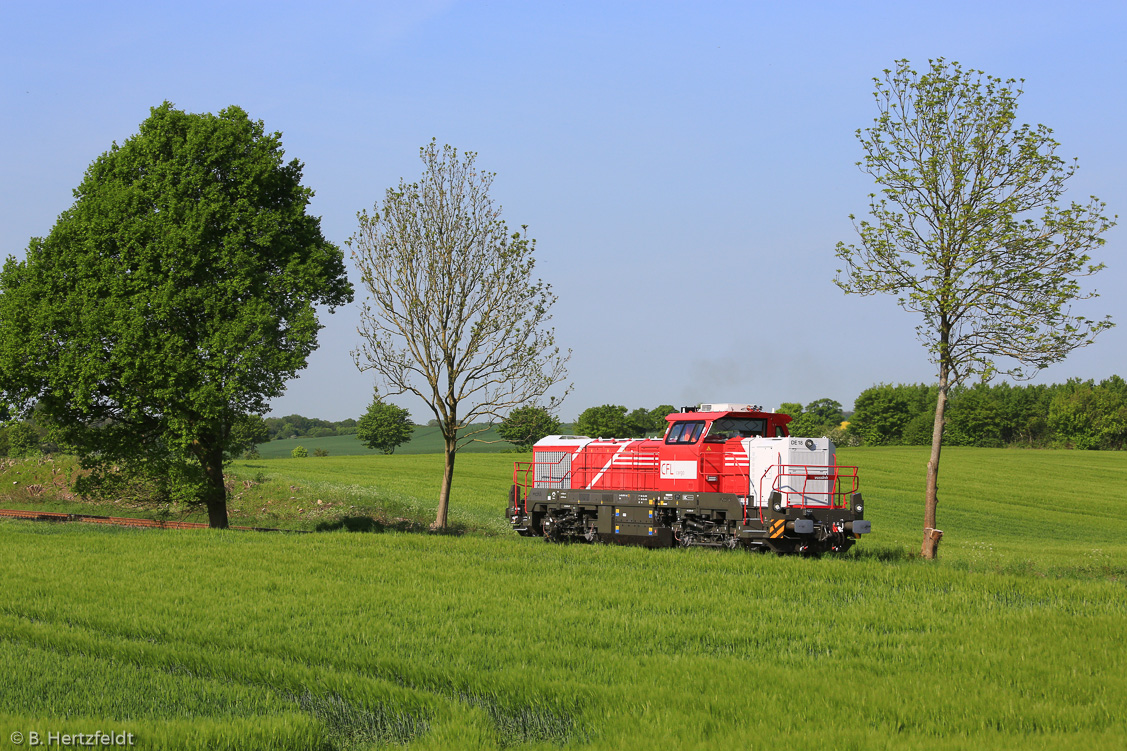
[771,464,859,509]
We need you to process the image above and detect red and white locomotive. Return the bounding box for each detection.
[507,403,870,554]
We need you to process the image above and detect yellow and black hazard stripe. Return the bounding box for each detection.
[769,519,786,538]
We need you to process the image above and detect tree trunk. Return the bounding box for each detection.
[433,433,456,530]
[201,443,230,529]
[922,365,949,559]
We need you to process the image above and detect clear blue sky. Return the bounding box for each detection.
[3,1,1124,421]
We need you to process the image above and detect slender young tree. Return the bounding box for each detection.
[836,59,1114,558]
[0,103,352,527]
[351,141,570,529]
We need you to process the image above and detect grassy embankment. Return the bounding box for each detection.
[0,452,511,533]
[0,448,1125,749]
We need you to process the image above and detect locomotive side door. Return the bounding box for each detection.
[705,415,768,496]
[659,419,707,492]
[698,444,725,493]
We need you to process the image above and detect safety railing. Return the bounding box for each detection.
[749,455,859,523]
[772,463,859,508]
[512,460,548,513]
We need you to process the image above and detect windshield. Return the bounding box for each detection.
[704,417,767,441]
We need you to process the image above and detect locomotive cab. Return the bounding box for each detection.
[508,402,869,554]
[669,404,789,442]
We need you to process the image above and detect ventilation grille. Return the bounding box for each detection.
[535,451,572,489]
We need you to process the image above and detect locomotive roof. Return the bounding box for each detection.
[663,408,791,423]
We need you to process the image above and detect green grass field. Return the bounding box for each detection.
[1,447,1125,749]
[256,425,518,459]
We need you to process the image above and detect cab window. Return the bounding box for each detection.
[665,421,705,444]
[704,417,767,441]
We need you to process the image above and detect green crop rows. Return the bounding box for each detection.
[1,448,1125,749]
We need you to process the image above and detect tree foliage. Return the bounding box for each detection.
[5,422,41,458]
[0,102,352,527]
[576,405,634,438]
[836,59,1114,558]
[625,408,655,436]
[649,405,676,433]
[356,396,414,454]
[264,415,357,440]
[229,415,269,458]
[777,402,803,419]
[351,141,570,528]
[787,399,845,437]
[572,404,682,439]
[837,59,1115,383]
[850,386,917,446]
[627,406,675,436]
[1047,376,1127,450]
[825,378,1126,450]
[497,405,562,451]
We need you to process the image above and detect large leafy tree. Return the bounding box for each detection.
[575,405,633,438]
[0,102,352,528]
[351,141,570,529]
[624,408,652,436]
[836,60,1114,558]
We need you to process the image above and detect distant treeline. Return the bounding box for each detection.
[849,376,1127,450]
[265,415,358,441]
[207,375,1127,450]
[4,377,1121,458]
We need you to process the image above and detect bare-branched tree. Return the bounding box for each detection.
[351,141,570,529]
[836,59,1115,558]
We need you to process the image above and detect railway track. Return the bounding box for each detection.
[0,507,307,533]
